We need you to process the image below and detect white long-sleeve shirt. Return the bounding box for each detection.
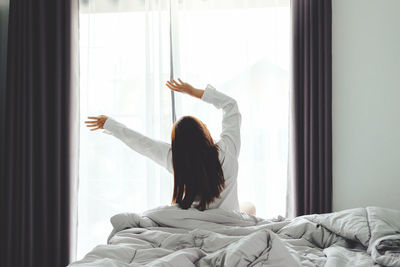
[103,84,241,211]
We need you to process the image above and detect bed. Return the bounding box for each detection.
[69,206,400,266]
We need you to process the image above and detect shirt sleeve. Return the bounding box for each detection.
[201,84,241,158]
[103,118,173,173]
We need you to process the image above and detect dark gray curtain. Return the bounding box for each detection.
[291,0,332,216]
[0,0,79,266]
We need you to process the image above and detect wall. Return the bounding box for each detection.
[332,0,400,211]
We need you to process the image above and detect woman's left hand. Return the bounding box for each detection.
[166,78,204,98]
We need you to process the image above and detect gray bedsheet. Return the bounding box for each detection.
[69,206,400,267]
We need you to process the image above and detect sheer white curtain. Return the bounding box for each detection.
[172,0,290,219]
[78,0,289,259]
[78,0,173,258]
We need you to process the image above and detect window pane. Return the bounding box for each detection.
[173,1,290,219]
[78,0,289,259]
[78,4,172,258]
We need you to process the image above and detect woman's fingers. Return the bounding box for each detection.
[168,80,179,87]
[166,81,180,91]
[166,83,175,90]
[172,80,185,88]
[166,79,190,94]
[171,79,184,87]
[85,116,107,131]
[86,117,99,125]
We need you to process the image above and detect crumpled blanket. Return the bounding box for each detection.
[69,206,400,267]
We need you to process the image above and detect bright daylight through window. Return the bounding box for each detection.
[78,0,290,258]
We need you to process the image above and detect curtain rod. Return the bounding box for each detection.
[169,0,176,123]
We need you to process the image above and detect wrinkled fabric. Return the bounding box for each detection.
[69,206,400,267]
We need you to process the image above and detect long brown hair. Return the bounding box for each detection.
[171,116,225,211]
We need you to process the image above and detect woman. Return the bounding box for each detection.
[86,79,251,213]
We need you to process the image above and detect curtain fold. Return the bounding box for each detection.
[288,0,332,216]
[0,0,79,266]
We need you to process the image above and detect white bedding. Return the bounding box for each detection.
[69,206,400,267]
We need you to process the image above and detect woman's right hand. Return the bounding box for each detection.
[85,115,108,131]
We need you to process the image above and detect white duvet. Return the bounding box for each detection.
[69,206,400,267]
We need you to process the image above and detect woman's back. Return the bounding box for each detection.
[206,145,239,211]
[88,81,241,212]
[194,84,241,211]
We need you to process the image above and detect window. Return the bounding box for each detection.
[78,0,289,259]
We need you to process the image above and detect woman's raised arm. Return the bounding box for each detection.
[166,79,241,158]
[201,85,241,158]
[85,116,173,173]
